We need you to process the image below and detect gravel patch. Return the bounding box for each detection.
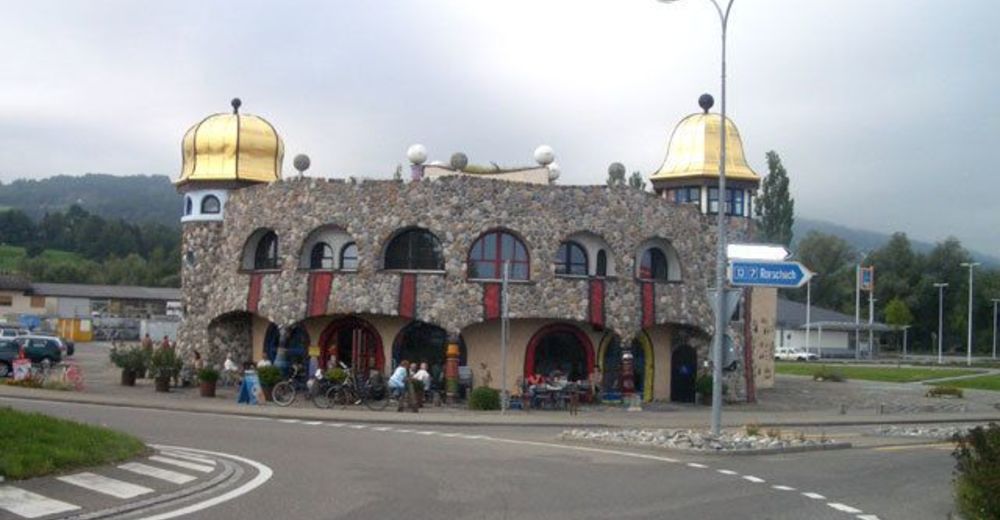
[559,428,842,453]
[873,425,975,440]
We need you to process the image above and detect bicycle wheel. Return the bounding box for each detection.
[331,385,357,408]
[313,384,331,409]
[271,381,296,407]
[363,380,389,411]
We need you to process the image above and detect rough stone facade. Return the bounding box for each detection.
[179,175,764,397]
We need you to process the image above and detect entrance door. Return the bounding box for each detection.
[321,318,384,379]
[671,345,697,403]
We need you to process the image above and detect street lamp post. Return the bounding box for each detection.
[992,298,999,360]
[805,277,812,354]
[658,0,734,436]
[901,325,911,361]
[960,262,980,366]
[933,282,948,364]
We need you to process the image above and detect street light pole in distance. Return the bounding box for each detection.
[960,262,980,366]
[933,282,948,364]
[992,298,999,360]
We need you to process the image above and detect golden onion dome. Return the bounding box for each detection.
[650,103,759,183]
[176,98,284,186]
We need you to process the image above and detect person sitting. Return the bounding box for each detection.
[413,362,432,398]
[388,360,409,398]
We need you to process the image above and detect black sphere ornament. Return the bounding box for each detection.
[698,93,714,113]
[231,97,242,114]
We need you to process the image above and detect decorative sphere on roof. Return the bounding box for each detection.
[608,162,626,178]
[533,145,555,166]
[407,144,427,165]
[450,152,468,171]
[547,162,561,182]
[698,93,714,113]
[293,154,311,174]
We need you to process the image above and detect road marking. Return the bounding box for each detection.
[348,424,367,429]
[416,430,436,435]
[149,455,215,473]
[874,443,953,452]
[327,422,346,427]
[141,444,273,520]
[857,515,881,520]
[440,432,461,437]
[717,469,738,475]
[303,421,323,425]
[119,462,197,484]
[395,428,414,433]
[686,462,708,469]
[742,475,766,483]
[57,472,154,499]
[828,503,863,514]
[159,451,216,466]
[772,485,796,491]
[802,492,826,500]
[372,426,393,432]
[278,419,301,424]
[0,487,80,518]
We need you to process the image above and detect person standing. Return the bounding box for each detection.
[389,360,409,397]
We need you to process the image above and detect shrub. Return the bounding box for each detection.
[468,386,501,411]
[109,345,149,374]
[197,367,219,384]
[325,367,347,384]
[744,423,761,436]
[927,386,964,398]
[148,347,181,380]
[953,423,1000,519]
[765,428,782,439]
[695,375,728,400]
[257,365,282,387]
[812,365,846,382]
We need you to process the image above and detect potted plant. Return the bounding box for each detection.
[256,365,282,401]
[325,367,347,384]
[198,367,220,397]
[109,345,148,387]
[149,347,181,393]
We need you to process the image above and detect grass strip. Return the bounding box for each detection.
[775,362,984,383]
[0,407,147,480]
[929,374,1000,392]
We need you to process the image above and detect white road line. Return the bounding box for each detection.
[372,426,393,432]
[440,432,461,437]
[416,431,436,435]
[159,451,216,466]
[0,486,80,518]
[772,485,796,491]
[686,463,708,469]
[57,472,153,499]
[742,476,766,483]
[717,469,738,475]
[119,462,196,484]
[303,421,323,425]
[802,492,826,500]
[149,455,215,474]
[278,419,301,424]
[395,429,414,433]
[327,422,346,427]
[348,424,367,429]
[828,503,863,514]
[141,444,273,520]
[857,515,881,520]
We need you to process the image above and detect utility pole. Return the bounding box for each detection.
[992,298,999,360]
[934,282,948,364]
[960,262,979,366]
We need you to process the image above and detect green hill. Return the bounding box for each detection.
[0,245,86,272]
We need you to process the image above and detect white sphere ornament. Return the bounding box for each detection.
[534,145,555,166]
[407,144,428,165]
[547,162,561,182]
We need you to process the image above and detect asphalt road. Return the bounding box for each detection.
[1,398,957,520]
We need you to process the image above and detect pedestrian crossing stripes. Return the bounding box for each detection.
[0,486,80,518]
[57,472,154,499]
[159,450,216,466]
[119,462,197,484]
[149,455,215,473]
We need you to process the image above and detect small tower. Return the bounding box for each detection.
[649,94,760,218]
[175,98,285,222]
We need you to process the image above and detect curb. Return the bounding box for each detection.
[559,436,854,456]
[2,388,999,430]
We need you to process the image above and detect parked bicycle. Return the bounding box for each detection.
[271,364,309,407]
[325,366,391,411]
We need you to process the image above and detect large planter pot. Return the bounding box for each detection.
[154,376,171,393]
[199,381,216,398]
[120,369,137,387]
[262,385,273,402]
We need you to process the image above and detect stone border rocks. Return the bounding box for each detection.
[559,427,851,455]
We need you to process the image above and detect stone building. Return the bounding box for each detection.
[176,97,775,403]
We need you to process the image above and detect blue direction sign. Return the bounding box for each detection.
[728,261,812,288]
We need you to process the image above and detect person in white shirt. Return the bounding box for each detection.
[413,362,432,396]
[388,360,409,397]
[223,354,240,386]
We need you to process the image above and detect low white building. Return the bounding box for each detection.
[775,297,892,358]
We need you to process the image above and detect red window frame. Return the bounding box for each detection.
[468,230,529,280]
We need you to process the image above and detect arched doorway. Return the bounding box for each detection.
[263,324,310,379]
[524,323,595,382]
[392,321,465,393]
[597,333,654,402]
[671,344,697,403]
[318,317,385,378]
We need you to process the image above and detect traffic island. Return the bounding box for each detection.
[559,427,851,455]
[0,407,147,480]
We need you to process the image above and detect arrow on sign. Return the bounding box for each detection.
[728,260,813,288]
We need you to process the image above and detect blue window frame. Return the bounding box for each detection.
[708,188,745,216]
[673,187,700,205]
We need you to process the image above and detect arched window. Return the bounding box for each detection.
[596,250,608,277]
[469,230,529,280]
[201,195,221,214]
[254,231,279,270]
[309,243,334,270]
[639,247,668,281]
[340,242,358,271]
[555,241,588,276]
[384,229,444,271]
[184,197,193,216]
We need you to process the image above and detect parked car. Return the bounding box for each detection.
[775,347,819,361]
[12,335,64,366]
[32,331,74,356]
[0,339,19,377]
[0,326,28,340]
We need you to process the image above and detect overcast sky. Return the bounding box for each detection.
[0,1,997,252]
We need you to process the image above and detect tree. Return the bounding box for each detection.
[787,231,857,313]
[884,297,914,350]
[628,171,646,191]
[755,151,795,246]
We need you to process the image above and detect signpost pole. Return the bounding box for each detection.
[805,278,812,354]
[500,261,509,414]
[855,265,861,360]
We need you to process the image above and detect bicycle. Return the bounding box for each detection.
[271,365,309,407]
[325,367,391,411]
